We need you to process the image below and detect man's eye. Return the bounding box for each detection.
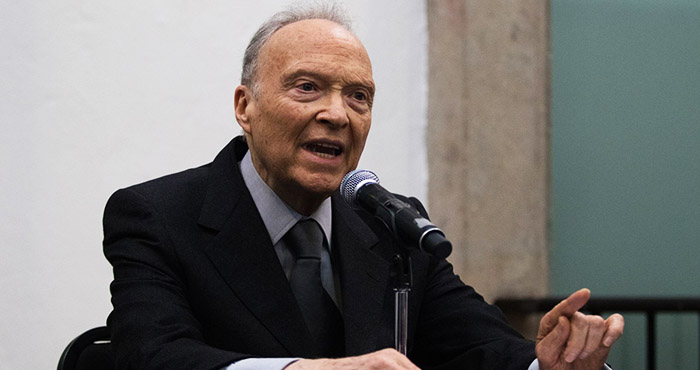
[298,83,314,91]
[353,91,367,101]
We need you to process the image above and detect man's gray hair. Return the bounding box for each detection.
[240,3,353,90]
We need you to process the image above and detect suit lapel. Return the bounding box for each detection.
[332,196,394,356]
[197,138,315,357]
[196,138,396,357]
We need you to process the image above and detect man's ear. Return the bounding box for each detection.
[234,85,253,134]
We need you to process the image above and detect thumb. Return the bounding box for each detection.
[536,316,570,365]
[537,288,589,340]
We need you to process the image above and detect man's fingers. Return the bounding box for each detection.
[562,311,589,363]
[357,348,421,370]
[603,313,625,347]
[536,291,626,369]
[578,314,606,360]
[289,348,421,370]
[536,316,570,364]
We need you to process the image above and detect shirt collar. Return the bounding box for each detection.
[239,150,332,246]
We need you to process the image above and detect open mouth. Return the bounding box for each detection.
[304,142,343,159]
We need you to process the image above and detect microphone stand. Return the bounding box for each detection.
[391,253,412,355]
[340,170,455,356]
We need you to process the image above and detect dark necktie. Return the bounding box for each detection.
[285,219,344,357]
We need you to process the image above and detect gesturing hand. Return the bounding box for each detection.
[536,289,624,370]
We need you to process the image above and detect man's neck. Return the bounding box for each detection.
[238,150,333,245]
[275,188,327,217]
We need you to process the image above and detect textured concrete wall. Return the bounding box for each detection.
[426,0,550,307]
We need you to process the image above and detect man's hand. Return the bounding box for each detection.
[285,348,420,370]
[536,289,624,370]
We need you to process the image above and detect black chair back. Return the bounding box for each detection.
[57,326,114,370]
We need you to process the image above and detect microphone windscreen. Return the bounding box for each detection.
[340,169,379,208]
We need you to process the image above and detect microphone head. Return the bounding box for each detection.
[340,169,380,208]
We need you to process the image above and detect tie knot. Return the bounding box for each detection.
[285,219,324,259]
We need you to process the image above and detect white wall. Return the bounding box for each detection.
[0,1,427,368]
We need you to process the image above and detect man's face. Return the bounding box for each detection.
[235,19,375,213]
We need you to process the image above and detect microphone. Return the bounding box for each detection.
[340,169,452,259]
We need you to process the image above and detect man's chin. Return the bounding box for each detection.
[298,175,343,198]
[280,178,340,216]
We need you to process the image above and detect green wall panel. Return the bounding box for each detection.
[551,0,700,368]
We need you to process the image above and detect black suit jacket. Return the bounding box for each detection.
[103,136,535,370]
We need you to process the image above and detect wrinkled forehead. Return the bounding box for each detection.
[259,19,373,74]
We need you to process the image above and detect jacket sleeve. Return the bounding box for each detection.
[103,188,244,370]
[405,196,537,370]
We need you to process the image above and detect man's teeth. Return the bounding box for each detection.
[306,143,342,157]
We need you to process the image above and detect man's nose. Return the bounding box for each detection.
[315,93,349,128]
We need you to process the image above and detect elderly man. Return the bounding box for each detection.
[103,5,623,370]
